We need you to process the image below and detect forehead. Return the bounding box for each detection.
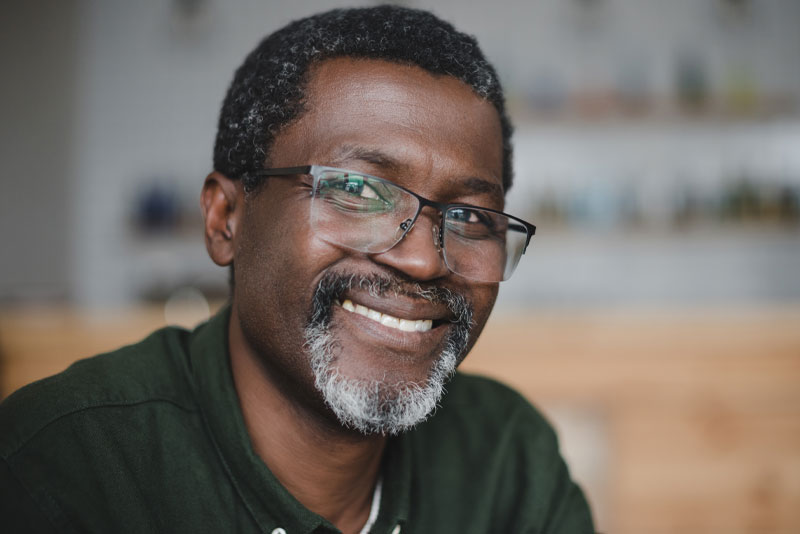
[269,57,504,199]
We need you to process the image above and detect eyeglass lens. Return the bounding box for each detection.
[309,170,529,282]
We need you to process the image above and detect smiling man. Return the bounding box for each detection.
[0,6,593,534]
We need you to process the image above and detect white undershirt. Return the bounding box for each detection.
[358,476,383,534]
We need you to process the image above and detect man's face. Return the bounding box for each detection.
[231,57,504,434]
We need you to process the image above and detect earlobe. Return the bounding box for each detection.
[201,172,240,266]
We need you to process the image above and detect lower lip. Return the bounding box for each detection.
[331,304,446,354]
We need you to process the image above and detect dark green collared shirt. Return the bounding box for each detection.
[0,308,593,533]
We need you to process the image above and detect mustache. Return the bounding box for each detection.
[309,271,474,329]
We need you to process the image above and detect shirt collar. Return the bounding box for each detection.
[187,306,410,533]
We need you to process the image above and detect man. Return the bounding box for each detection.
[1,6,593,533]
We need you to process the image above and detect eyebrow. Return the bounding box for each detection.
[329,144,504,200]
[330,145,404,173]
[460,177,504,199]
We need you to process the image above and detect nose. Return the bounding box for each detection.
[370,211,450,281]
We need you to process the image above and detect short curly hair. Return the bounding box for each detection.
[213,5,514,192]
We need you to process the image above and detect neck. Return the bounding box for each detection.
[228,305,385,534]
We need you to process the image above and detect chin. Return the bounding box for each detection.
[303,270,474,435]
[304,317,461,436]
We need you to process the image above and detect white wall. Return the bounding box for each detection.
[3,0,799,306]
[0,1,80,301]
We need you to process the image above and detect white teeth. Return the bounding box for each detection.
[415,319,433,332]
[380,315,400,328]
[339,299,433,333]
[398,319,416,332]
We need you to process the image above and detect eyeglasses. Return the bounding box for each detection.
[246,165,536,282]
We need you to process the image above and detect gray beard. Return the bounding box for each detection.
[303,273,474,436]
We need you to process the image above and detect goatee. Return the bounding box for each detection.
[303,272,473,435]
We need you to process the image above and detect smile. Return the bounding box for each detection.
[337,299,433,333]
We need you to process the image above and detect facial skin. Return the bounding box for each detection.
[204,57,505,436]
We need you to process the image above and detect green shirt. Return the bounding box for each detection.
[0,308,593,533]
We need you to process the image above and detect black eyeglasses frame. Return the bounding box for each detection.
[246,164,536,251]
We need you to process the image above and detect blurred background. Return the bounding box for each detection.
[1,0,798,532]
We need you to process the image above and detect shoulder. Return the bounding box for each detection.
[0,325,195,459]
[439,372,556,441]
[443,371,535,408]
[404,373,594,531]
[414,372,562,467]
[0,319,239,533]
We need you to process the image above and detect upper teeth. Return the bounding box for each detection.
[339,299,433,333]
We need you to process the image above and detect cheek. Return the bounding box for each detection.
[232,202,350,382]
[464,284,499,349]
[235,203,344,325]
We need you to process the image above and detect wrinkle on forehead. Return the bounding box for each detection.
[268,57,504,197]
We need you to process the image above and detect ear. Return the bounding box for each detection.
[200,171,241,266]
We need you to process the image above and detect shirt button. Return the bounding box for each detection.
[271,529,287,534]
[391,526,401,534]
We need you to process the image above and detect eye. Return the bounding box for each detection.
[446,207,506,241]
[336,175,383,199]
[339,175,364,194]
[449,208,483,224]
[318,172,395,213]
[358,182,381,200]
